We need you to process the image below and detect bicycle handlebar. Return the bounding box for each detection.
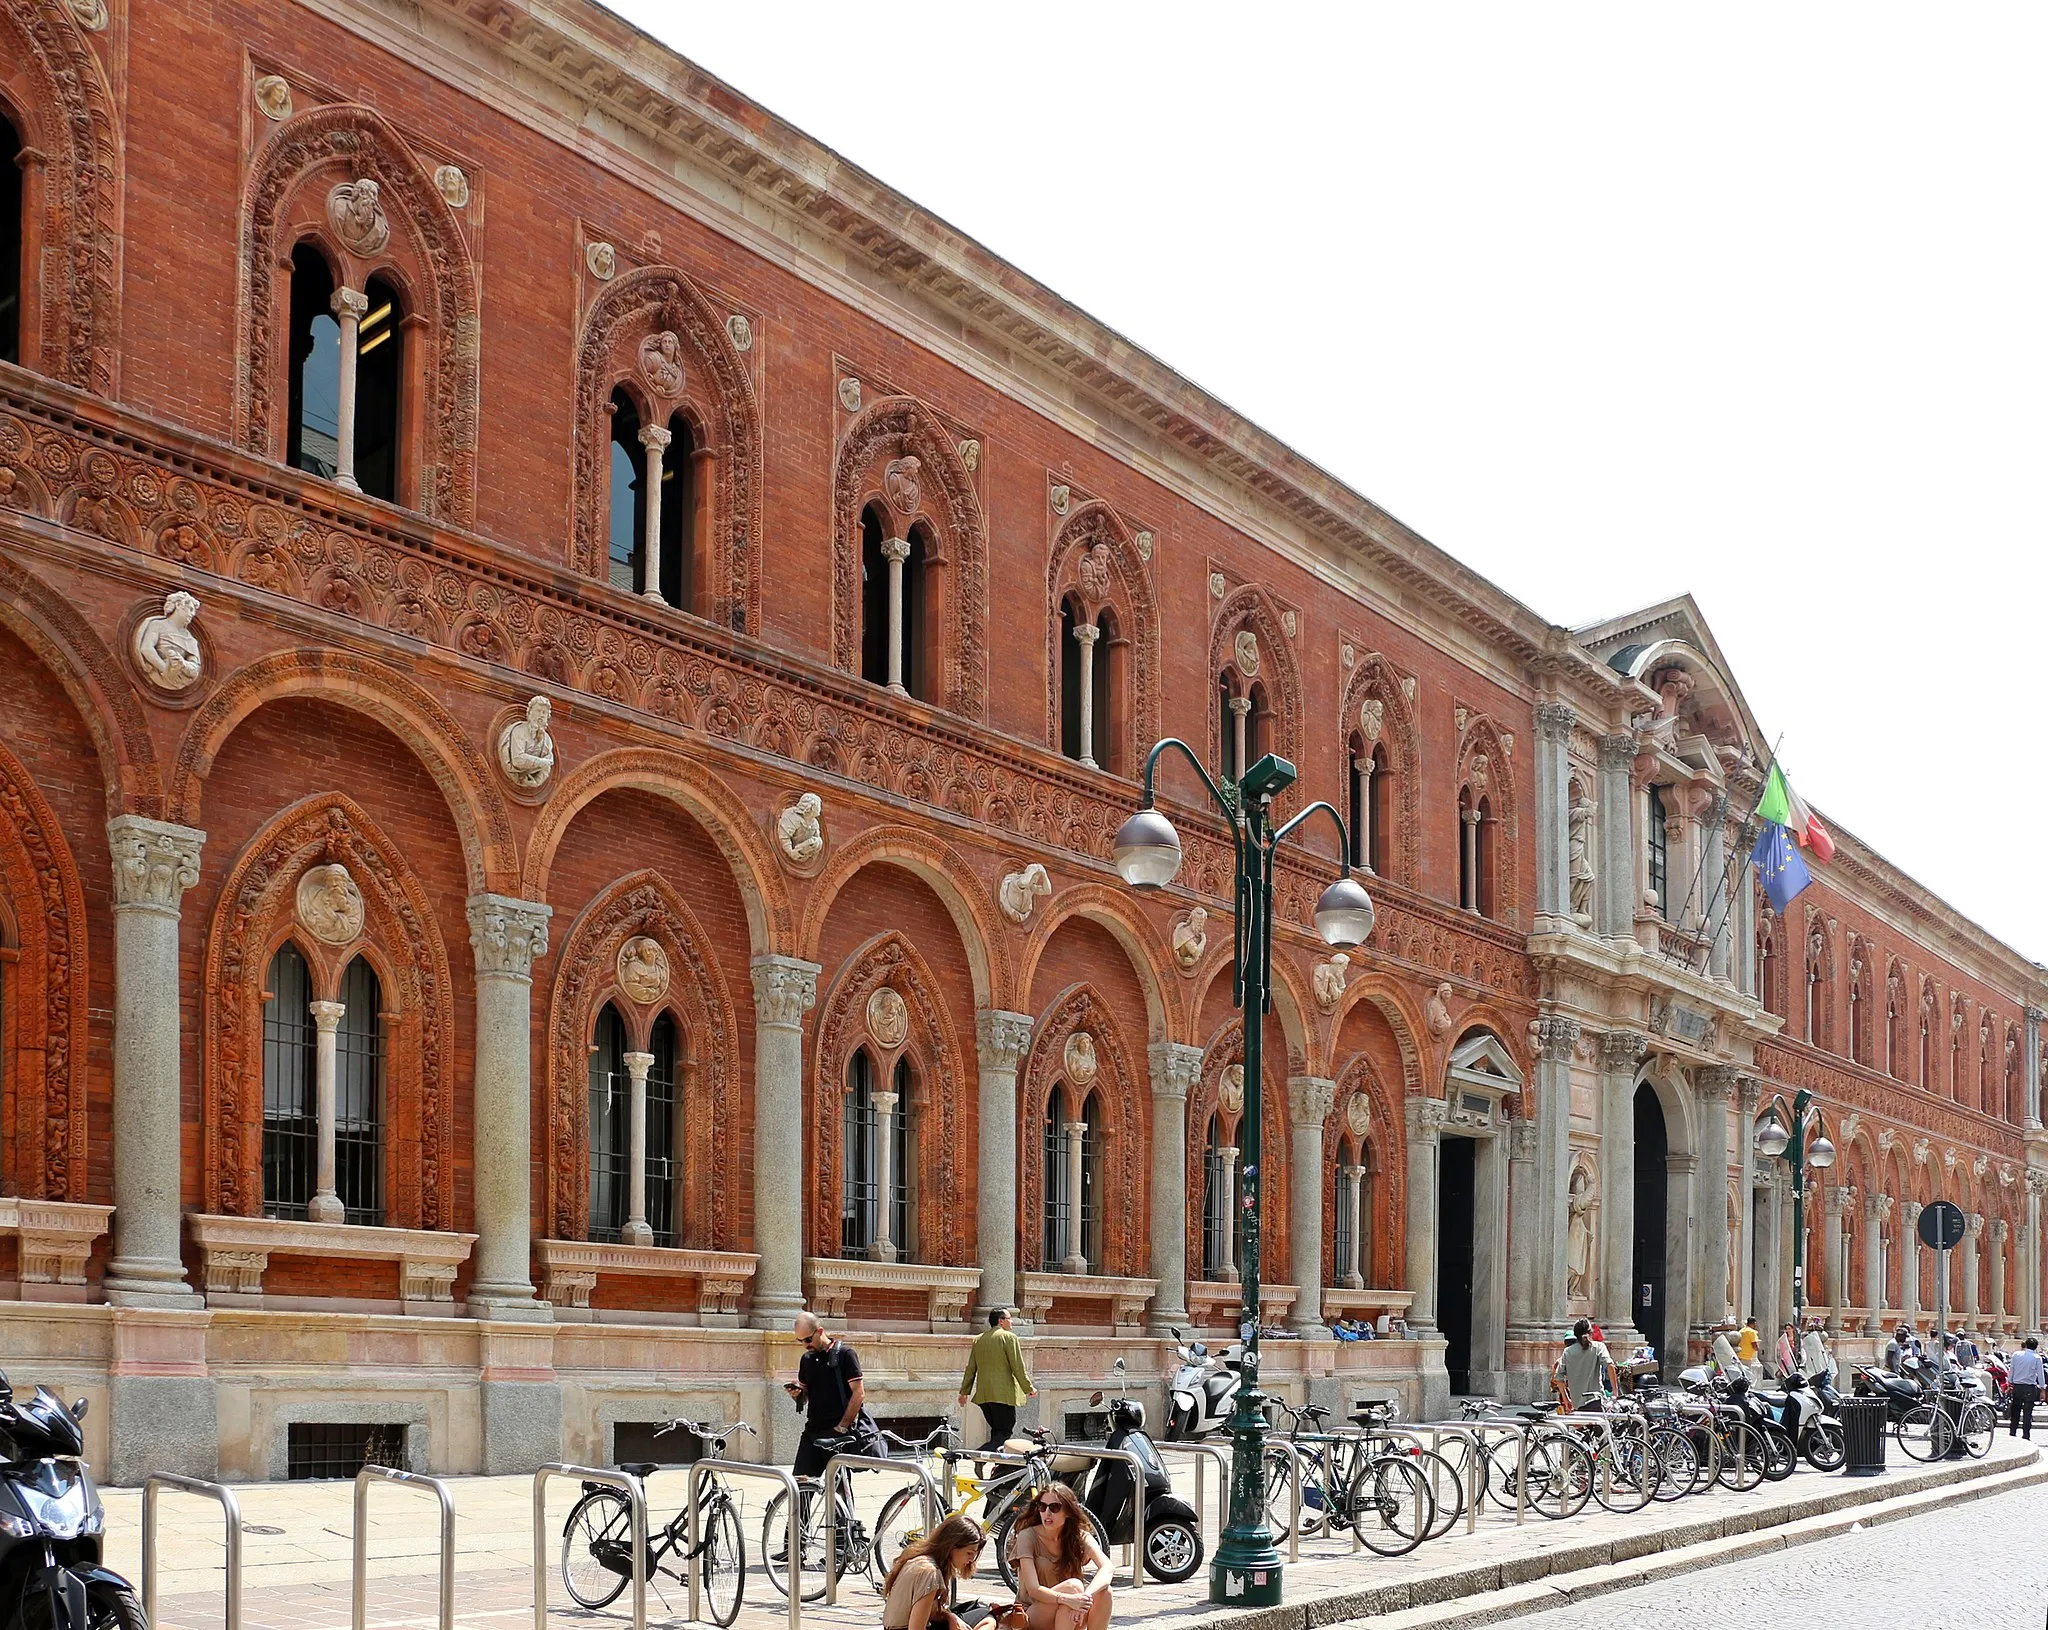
[658,1418,758,1442]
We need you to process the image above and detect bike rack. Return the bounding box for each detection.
[1032,1442,1148,1588]
[1435,1416,1533,1525]
[534,1463,647,1630]
[1417,1424,1491,1536]
[818,1451,941,1606]
[353,1465,455,1630]
[141,1472,243,1630]
[687,1458,803,1630]
[1152,1440,1231,1539]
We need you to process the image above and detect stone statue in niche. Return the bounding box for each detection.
[1063,1031,1098,1086]
[998,862,1051,924]
[1219,1064,1245,1116]
[1567,788,1596,926]
[883,457,922,515]
[133,591,203,692]
[1566,1165,1597,1302]
[1171,907,1209,970]
[498,696,557,789]
[327,179,391,257]
[637,331,685,399]
[777,793,825,865]
[296,863,365,947]
[1075,544,1113,606]
[1425,982,1454,1038]
[617,936,670,1005]
[1232,629,1260,679]
[866,986,910,1050]
[1313,953,1349,1013]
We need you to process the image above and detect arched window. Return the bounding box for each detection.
[842,1049,910,1260]
[1333,1135,1372,1290]
[1458,787,1496,917]
[607,389,647,594]
[1848,961,1864,1063]
[1218,674,1242,781]
[1059,598,1119,772]
[1200,1112,1239,1281]
[286,246,341,481]
[588,1003,682,1245]
[656,414,694,612]
[1758,908,1777,1017]
[857,504,929,698]
[1475,795,1496,918]
[1646,785,1670,921]
[1247,682,1272,765]
[284,248,403,502]
[1077,1090,1103,1273]
[333,956,385,1226]
[1920,1000,1932,1089]
[261,942,317,1218]
[1349,741,1389,874]
[0,113,20,365]
[1806,940,1823,1047]
[1951,1012,1964,1106]
[1886,972,1903,1078]
[588,1003,630,1242]
[1092,607,1120,776]
[261,943,383,1223]
[352,273,404,503]
[1041,1088,1099,1274]
[646,1013,680,1246]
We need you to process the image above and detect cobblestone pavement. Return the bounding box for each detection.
[1512,1471,2048,1628]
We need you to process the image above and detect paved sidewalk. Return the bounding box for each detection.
[107,1436,2038,1630]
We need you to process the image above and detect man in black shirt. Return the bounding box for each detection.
[785,1311,866,1477]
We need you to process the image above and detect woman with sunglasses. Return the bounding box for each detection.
[882,1514,986,1630]
[1009,1484,1111,1630]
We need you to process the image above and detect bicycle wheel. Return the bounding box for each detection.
[1409,1448,1466,1539]
[1896,1402,1944,1462]
[703,1495,746,1629]
[1647,1428,1697,1502]
[1263,1445,1319,1538]
[1756,1423,1797,1482]
[870,1483,936,1585]
[1590,1436,1657,1514]
[1715,1421,1765,1491]
[1803,1419,1847,1472]
[1962,1401,1997,1459]
[1521,1434,1592,1520]
[1347,1455,1433,1557]
[561,1488,634,1610]
[760,1481,843,1603]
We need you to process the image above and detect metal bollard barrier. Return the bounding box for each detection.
[142,1473,243,1630]
[1153,1440,1231,1539]
[354,1465,454,1630]
[534,1464,646,1630]
[688,1458,804,1630]
[819,1452,941,1606]
[1030,1443,1148,1587]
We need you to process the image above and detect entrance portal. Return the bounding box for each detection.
[1632,1084,1669,1373]
[1437,1136,1476,1393]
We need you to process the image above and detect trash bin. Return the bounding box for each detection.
[1841,1396,1887,1475]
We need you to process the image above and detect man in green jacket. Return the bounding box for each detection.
[959,1306,1036,1449]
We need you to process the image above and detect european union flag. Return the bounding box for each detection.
[1753,821,1811,914]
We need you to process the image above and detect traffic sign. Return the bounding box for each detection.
[1918,1199,1966,1251]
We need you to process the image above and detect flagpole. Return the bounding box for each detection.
[1677,734,1785,978]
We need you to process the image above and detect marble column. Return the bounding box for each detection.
[621,1051,655,1247]
[1597,1030,1647,1347]
[1736,1080,1759,1322]
[1705,796,1731,982]
[330,286,368,492]
[1147,1042,1200,1332]
[1963,1213,1985,1319]
[2027,1008,2044,1130]
[1353,755,1375,873]
[638,423,672,604]
[882,535,912,694]
[1900,1201,1923,1325]
[1535,1018,1579,1338]
[1229,695,1250,776]
[1342,1165,1368,1288]
[1864,1195,1891,1314]
[1504,1116,1542,1341]
[1752,1171,1782,1354]
[1072,621,1100,769]
[103,816,206,1307]
[1990,1218,2009,1320]
[977,1012,1035,1320]
[870,1086,901,1263]
[1696,1068,1737,1338]
[1061,1120,1089,1274]
[1403,1097,1446,1333]
[749,956,819,1327]
[1217,1147,1241,1281]
[466,895,552,1315]
[1286,1076,1336,1335]
[1532,703,1574,928]
[1820,1187,1851,1331]
[308,999,348,1224]
[1597,734,1637,939]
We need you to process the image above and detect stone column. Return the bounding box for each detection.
[2027,1008,2044,1130]
[1535,1018,1579,1338]
[638,423,672,604]
[1705,796,1731,981]
[1696,1068,1737,1337]
[1820,1186,1851,1330]
[621,1051,655,1247]
[1343,1165,1368,1287]
[1734,840,1757,996]
[1229,695,1250,776]
[749,956,819,1327]
[1505,1117,1542,1337]
[1597,734,1637,939]
[308,999,348,1224]
[1865,1195,1891,1314]
[1752,1172,1781,1354]
[1218,1147,1241,1281]
[1963,1213,1985,1318]
[1597,1031,1647,1346]
[1286,1076,1335,1335]
[1533,703,1574,928]
[1356,754,1376,872]
[1736,1080,1759,1321]
[1460,806,1480,912]
[1147,1041,1200,1332]
[103,816,206,1307]
[1061,1120,1089,1274]
[882,535,912,693]
[330,286,368,492]
[1900,1201,1923,1323]
[466,895,551,1315]
[977,1011,1034,1320]
[1991,1218,2009,1319]
[870,1086,901,1263]
[1404,1097,1446,1333]
[2025,1177,2046,1334]
[1072,621,1100,768]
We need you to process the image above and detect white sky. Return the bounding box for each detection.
[611,1,2048,962]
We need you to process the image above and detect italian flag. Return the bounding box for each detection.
[1755,763,1835,862]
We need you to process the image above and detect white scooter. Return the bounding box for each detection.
[1165,1326,1242,1441]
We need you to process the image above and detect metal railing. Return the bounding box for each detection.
[819,1451,941,1606]
[1152,1440,1231,1538]
[141,1472,243,1630]
[534,1464,646,1630]
[354,1465,454,1630]
[687,1458,803,1630]
[1425,1415,1533,1524]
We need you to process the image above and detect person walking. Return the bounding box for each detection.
[1776,1321,1797,1379]
[784,1310,868,1477]
[1552,1318,1619,1411]
[959,1306,1036,1449]
[2007,1336,2045,1439]
[1736,1315,1761,1375]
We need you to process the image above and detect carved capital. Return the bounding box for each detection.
[638,423,673,455]
[1148,1041,1204,1100]
[2029,1007,2045,1026]
[1697,1065,1740,1102]
[1407,1095,1448,1141]
[1738,1078,1761,1114]
[106,816,206,914]
[880,535,912,565]
[1968,1212,1987,1240]
[1599,732,1638,770]
[1601,1030,1649,1070]
[1992,1218,2010,1246]
[1534,702,1576,742]
[330,285,369,323]
[1507,1118,1541,1160]
[308,1000,346,1035]
[1902,1200,1923,1224]
[978,1010,1035,1073]
[1537,1016,1581,1062]
[750,955,820,1028]
[1865,1194,1893,1224]
[466,893,552,977]
[1824,1186,1857,1217]
[1287,1075,1337,1126]
[621,1050,655,1084]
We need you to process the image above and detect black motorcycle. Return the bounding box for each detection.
[1064,1361,1203,1584]
[0,1373,142,1628]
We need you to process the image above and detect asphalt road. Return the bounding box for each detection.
[1509,1470,2048,1627]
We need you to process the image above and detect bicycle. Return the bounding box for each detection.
[560,1418,753,1627]
[1258,1398,1437,1556]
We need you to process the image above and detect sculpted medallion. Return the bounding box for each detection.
[296,864,365,947]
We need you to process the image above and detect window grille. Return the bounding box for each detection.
[334,956,385,1225]
[843,1050,879,1257]
[262,943,317,1219]
[588,1005,630,1241]
[1042,1099,1071,1267]
[286,1421,405,1481]
[646,1013,680,1247]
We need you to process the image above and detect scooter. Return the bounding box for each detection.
[0,1371,141,1629]
[1165,1327,1241,1442]
[1744,1372,1846,1471]
[1065,1360,1204,1584]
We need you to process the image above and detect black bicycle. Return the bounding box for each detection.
[560,1418,754,1626]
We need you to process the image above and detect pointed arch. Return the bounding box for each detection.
[1330,1051,1403,1291]
[1336,651,1418,885]
[0,0,122,393]
[1206,585,1301,778]
[1020,982,1145,1275]
[830,396,987,717]
[1454,712,1518,923]
[200,793,454,1225]
[1184,1016,1290,1285]
[236,102,480,523]
[808,930,968,1265]
[171,648,513,896]
[1018,882,1179,1045]
[1043,500,1158,774]
[571,264,762,631]
[543,869,740,1248]
[1802,908,1836,1052]
[1326,972,1428,1097]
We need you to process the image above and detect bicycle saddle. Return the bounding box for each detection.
[1296,1403,1333,1423]
[618,1461,662,1479]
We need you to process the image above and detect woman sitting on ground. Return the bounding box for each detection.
[1009,1483,1112,1630]
[883,1514,986,1630]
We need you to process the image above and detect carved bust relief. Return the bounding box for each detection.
[296,863,365,947]
[617,936,670,1006]
[326,179,391,257]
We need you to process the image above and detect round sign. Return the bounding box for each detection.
[1918,1199,1967,1251]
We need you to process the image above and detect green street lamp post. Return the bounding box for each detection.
[1752,1089,1835,1326]
[1113,740,1374,1608]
